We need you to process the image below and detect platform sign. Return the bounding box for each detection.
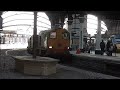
[70,14,87,50]
[71,31,80,37]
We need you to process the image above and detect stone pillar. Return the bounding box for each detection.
[79,14,87,50]
[15,34,17,43]
[17,34,18,43]
[70,14,86,50]
[79,23,82,49]
[12,34,14,43]
[0,15,3,29]
[9,34,10,44]
[0,35,1,44]
[95,18,102,54]
[50,20,54,29]
[83,15,88,46]
[68,14,73,49]
[68,24,72,48]
[72,14,81,50]
[3,34,5,44]
[33,11,37,58]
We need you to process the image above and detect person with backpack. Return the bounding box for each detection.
[100,40,105,55]
[109,43,113,56]
[113,44,117,56]
[106,40,113,56]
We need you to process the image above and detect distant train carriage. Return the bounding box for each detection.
[27,28,70,57]
[110,35,120,52]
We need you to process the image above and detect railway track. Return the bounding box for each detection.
[57,55,120,78]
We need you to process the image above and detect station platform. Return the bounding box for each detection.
[0,49,120,79]
[0,61,119,79]
[70,51,120,76]
[70,51,120,63]
[70,51,120,61]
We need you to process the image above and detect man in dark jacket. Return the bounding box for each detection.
[100,40,105,55]
[113,44,117,56]
[106,40,113,56]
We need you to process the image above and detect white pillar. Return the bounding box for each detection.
[80,23,84,49]
[96,18,101,50]
[68,24,72,48]
[67,14,73,49]
[83,15,88,46]
[79,15,87,49]
[72,14,81,50]
[83,15,87,36]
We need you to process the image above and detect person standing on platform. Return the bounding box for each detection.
[100,40,105,55]
[0,36,1,44]
[106,40,111,56]
[109,43,113,56]
[113,44,117,56]
[88,41,91,54]
[106,40,113,56]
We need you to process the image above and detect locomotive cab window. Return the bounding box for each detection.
[50,32,56,38]
[62,32,69,39]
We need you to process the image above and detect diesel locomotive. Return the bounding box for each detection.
[27,28,70,57]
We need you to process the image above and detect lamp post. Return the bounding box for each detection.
[33,11,37,58]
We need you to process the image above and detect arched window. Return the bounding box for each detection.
[63,14,108,36]
[2,11,51,35]
[87,14,108,36]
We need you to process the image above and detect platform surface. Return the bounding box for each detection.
[0,63,119,79]
[0,49,120,79]
[70,51,120,63]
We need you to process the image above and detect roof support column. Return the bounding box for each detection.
[0,12,3,30]
[33,11,37,58]
[68,14,73,48]
[95,17,102,54]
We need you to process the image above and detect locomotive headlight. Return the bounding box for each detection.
[68,47,69,49]
[49,46,52,48]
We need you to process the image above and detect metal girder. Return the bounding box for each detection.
[45,11,67,28]
[1,11,120,33]
[1,11,120,20]
[0,11,3,15]
[1,11,120,21]
[87,11,120,20]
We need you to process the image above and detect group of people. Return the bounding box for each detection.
[100,40,117,56]
[83,41,95,53]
